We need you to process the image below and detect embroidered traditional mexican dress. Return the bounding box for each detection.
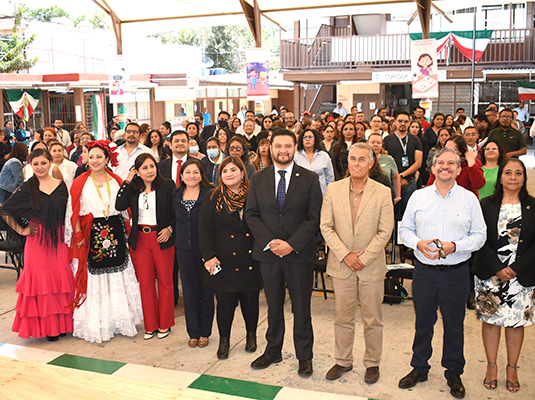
[67,171,143,343]
[1,181,75,339]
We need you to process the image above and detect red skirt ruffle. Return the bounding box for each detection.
[12,232,75,339]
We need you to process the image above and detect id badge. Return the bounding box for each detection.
[401,156,409,167]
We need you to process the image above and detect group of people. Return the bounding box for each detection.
[0,101,533,399]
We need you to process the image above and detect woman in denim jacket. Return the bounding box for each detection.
[0,143,28,204]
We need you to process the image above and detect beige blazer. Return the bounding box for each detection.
[320,177,394,282]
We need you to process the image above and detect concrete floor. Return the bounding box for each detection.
[1,154,535,400]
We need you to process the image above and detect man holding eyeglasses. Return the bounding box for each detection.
[113,122,151,180]
[383,110,423,214]
[487,108,526,160]
[398,148,486,399]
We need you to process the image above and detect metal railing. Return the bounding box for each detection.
[280,29,535,70]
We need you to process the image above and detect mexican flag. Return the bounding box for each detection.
[410,30,493,63]
[517,82,535,101]
[92,94,107,140]
[6,90,41,121]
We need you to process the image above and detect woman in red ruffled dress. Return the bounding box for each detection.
[1,148,75,341]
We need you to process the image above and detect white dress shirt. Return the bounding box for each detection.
[273,162,294,196]
[113,143,151,180]
[138,191,157,225]
[400,182,486,265]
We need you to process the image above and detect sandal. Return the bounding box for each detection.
[157,328,171,340]
[483,362,497,390]
[188,338,198,347]
[198,337,209,347]
[144,331,155,340]
[506,364,520,393]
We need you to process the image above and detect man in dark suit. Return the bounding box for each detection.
[245,129,322,377]
[200,111,230,140]
[157,130,191,305]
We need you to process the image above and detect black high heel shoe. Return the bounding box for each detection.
[217,337,229,359]
[245,332,257,353]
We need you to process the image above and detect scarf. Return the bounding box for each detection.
[216,182,248,214]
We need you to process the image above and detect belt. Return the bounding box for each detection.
[138,225,157,234]
[420,261,467,271]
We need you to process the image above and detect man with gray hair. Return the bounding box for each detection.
[398,147,486,399]
[321,143,394,383]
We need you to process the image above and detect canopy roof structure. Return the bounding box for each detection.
[92,0,435,53]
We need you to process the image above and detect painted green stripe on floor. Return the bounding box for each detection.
[189,374,282,400]
[47,354,125,375]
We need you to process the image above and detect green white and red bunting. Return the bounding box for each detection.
[517,82,535,101]
[6,90,41,121]
[92,94,107,140]
[410,30,494,63]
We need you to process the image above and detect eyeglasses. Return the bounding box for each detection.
[500,116,512,120]
[142,193,149,209]
[397,119,409,123]
[125,129,139,134]
[229,146,243,151]
[303,135,315,140]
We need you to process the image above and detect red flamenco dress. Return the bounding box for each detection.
[1,181,75,339]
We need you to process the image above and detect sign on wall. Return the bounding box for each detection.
[411,39,439,99]
[246,49,270,100]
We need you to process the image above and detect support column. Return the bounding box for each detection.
[73,88,85,124]
[293,83,300,115]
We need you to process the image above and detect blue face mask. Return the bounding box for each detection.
[207,148,219,158]
[189,145,199,155]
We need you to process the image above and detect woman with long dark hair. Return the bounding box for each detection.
[68,140,142,343]
[116,153,176,340]
[144,129,166,162]
[474,158,535,393]
[174,158,214,348]
[333,121,359,180]
[0,142,28,204]
[478,140,505,200]
[199,156,262,359]
[1,148,75,341]
[252,138,272,171]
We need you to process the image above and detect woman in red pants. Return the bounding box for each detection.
[116,153,176,339]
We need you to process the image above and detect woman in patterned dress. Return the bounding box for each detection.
[474,158,535,393]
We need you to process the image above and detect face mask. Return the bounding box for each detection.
[218,120,228,129]
[189,145,199,155]
[207,148,219,158]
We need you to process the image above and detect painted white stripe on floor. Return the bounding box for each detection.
[0,343,64,363]
[113,363,201,387]
[274,387,368,400]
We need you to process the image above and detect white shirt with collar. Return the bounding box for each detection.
[273,162,294,196]
[171,154,188,184]
[235,125,261,136]
[113,142,151,180]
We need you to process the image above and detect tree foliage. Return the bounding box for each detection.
[18,5,69,22]
[159,25,280,73]
[0,10,38,73]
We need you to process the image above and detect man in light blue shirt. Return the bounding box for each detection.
[398,148,486,400]
[513,101,530,123]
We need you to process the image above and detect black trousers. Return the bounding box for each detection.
[176,249,214,339]
[260,261,314,361]
[213,290,260,338]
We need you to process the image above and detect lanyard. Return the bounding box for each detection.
[395,133,408,156]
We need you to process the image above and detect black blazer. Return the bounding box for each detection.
[174,185,211,251]
[115,178,176,251]
[245,164,322,264]
[473,196,535,286]
[157,155,194,181]
[199,188,262,293]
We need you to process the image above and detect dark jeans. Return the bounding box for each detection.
[176,249,214,339]
[410,260,470,379]
[213,290,259,338]
[260,261,314,361]
[400,178,417,218]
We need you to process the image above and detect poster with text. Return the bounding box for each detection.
[411,39,438,99]
[246,49,270,100]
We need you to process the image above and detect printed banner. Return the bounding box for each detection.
[109,55,132,104]
[411,39,439,99]
[6,90,41,121]
[246,49,269,100]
